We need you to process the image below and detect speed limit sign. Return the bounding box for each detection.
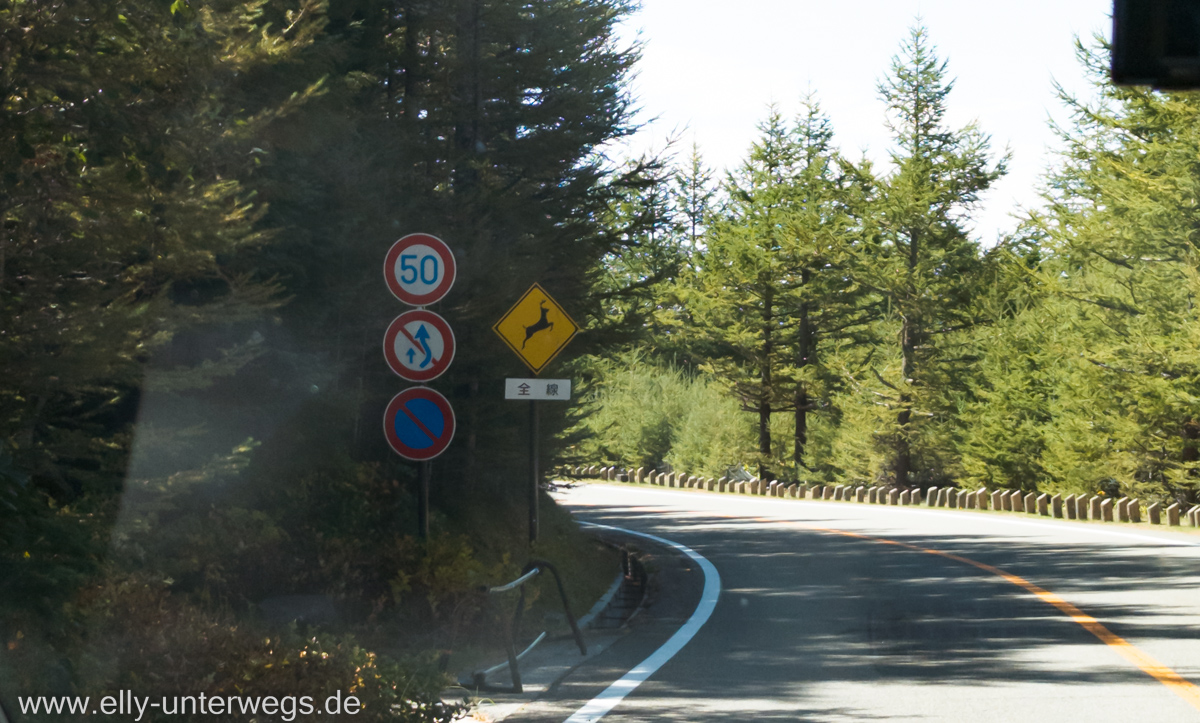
[384,233,457,306]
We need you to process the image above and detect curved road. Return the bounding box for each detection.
[511,483,1200,722]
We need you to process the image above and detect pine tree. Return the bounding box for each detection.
[687,108,800,479]
[1032,39,1200,503]
[685,101,871,479]
[773,98,878,474]
[953,232,1058,492]
[856,25,1007,487]
[592,153,690,344]
[674,142,718,260]
[0,0,323,502]
[0,0,328,620]
[239,0,652,502]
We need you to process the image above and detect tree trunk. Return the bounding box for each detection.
[454,0,482,159]
[895,313,917,485]
[794,385,808,473]
[465,378,479,492]
[895,227,920,487]
[895,407,912,486]
[794,289,811,473]
[400,3,420,119]
[759,287,773,480]
[1183,418,1200,465]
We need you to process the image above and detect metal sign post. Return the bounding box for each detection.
[493,285,578,546]
[529,400,539,544]
[419,461,431,540]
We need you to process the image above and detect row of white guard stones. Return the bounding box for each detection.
[563,465,1200,527]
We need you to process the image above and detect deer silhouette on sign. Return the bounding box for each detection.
[523,300,554,348]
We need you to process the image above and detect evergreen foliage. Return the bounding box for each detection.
[685,107,799,478]
[853,25,1007,486]
[1,0,323,601]
[2,0,645,713]
[15,7,1200,713]
[569,351,755,476]
[1033,39,1200,503]
[582,26,1200,507]
[680,99,874,480]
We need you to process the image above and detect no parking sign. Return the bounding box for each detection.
[383,387,456,461]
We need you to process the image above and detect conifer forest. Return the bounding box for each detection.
[2,1,1199,719]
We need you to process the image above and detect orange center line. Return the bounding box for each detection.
[756,516,1200,712]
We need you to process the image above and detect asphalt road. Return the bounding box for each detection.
[509,483,1200,722]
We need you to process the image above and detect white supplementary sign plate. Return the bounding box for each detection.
[505,378,571,401]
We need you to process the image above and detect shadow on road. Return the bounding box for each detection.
[553,503,1200,720]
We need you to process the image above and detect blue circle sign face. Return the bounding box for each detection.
[383,387,456,461]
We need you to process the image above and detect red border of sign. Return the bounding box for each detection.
[383,387,456,461]
[383,310,456,382]
[384,233,457,306]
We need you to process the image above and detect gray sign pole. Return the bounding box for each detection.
[419,461,431,540]
[503,378,570,545]
[529,399,539,544]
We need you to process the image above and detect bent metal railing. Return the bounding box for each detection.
[472,559,587,693]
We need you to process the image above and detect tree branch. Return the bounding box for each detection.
[872,367,901,392]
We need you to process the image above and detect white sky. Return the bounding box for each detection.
[613,0,1114,245]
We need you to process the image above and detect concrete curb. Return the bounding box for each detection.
[577,567,626,630]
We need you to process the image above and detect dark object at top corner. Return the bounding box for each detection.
[1113,0,1200,88]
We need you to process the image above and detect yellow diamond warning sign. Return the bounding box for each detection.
[493,283,579,374]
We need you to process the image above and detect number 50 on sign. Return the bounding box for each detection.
[384,233,457,306]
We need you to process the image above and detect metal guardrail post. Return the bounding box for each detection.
[471,558,590,691]
[506,583,527,692]
[527,559,587,655]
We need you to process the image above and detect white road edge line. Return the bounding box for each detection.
[564,521,721,723]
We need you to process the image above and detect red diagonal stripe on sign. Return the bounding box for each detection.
[400,401,440,444]
[397,324,422,353]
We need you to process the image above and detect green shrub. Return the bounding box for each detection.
[572,352,757,476]
[665,377,756,477]
[571,352,690,468]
